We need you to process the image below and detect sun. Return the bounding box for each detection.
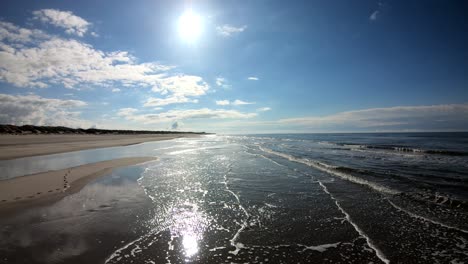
[178,9,203,43]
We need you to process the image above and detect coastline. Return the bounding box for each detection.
[0,134,195,160]
[0,157,157,214]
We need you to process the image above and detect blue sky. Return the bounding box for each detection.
[0,0,467,133]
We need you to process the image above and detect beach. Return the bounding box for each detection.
[0,157,156,213]
[0,134,192,160]
[0,133,187,213]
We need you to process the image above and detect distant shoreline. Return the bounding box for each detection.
[0,124,208,135]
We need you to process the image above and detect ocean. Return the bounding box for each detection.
[1,133,467,263]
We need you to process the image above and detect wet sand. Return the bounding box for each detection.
[0,134,192,160]
[0,157,157,213]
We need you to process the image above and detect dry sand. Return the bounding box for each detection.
[0,134,191,160]
[0,157,157,212]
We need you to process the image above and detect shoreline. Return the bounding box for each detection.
[0,134,195,160]
[0,157,157,214]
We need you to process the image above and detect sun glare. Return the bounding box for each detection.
[178,9,203,43]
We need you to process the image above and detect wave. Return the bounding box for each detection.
[387,199,468,234]
[330,142,468,156]
[396,191,468,210]
[258,146,400,195]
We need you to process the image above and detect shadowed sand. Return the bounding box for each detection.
[0,157,157,212]
[0,134,192,160]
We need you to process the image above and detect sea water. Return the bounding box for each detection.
[1,133,467,263]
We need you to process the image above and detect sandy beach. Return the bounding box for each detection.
[0,133,184,211]
[0,157,157,212]
[0,134,192,160]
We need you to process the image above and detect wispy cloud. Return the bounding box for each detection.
[0,93,90,127]
[232,99,254,105]
[117,107,138,117]
[369,10,380,21]
[0,21,48,44]
[247,76,259,81]
[111,88,121,93]
[369,2,386,21]
[144,96,198,107]
[278,104,468,131]
[215,77,231,89]
[117,108,257,124]
[152,75,209,97]
[33,9,91,37]
[257,107,271,112]
[216,100,230,106]
[216,24,247,37]
[215,77,225,86]
[202,104,468,133]
[215,99,255,106]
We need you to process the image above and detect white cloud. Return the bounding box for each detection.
[33,9,91,37]
[117,107,138,117]
[143,96,198,107]
[247,76,259,81]
[215,76,231,89]
[152,75,209,97]
[369,10,380,21]
[0,32,170,88]
[0,93,90,127]
[215,99,255,106]
[232,99,254,105]
[216,24,247,37]
[118,108,257,124]
[111,88,121,92]
[0,19,207,104]
[216,100,230,106]
[216,77,225,86]
[278,104,468,131]
[0,21,48,44]
[257,107,271,112]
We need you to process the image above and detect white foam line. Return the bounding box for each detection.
[105,224,167,263]
[387,199,468,234]
[259,146,399,195]
[242,147,285,168]
[105,232,152,263]
[168,146,219,155]
[258,154,286,167]
[298,242,341,252]
[317,180,390,264]
[222,166,249,255]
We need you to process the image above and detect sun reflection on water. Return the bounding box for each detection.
[168,201,207,261]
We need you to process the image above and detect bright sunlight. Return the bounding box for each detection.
[177,9,202,43]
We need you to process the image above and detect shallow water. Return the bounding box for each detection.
[1,133,468,263]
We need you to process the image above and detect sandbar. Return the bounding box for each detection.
[0,157,157,213]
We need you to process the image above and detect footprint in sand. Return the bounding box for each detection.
[48,190,53,192]
[14,197,22,200]
[27,195,34,198]
[1,200,7,202]
[37,192,42,195]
